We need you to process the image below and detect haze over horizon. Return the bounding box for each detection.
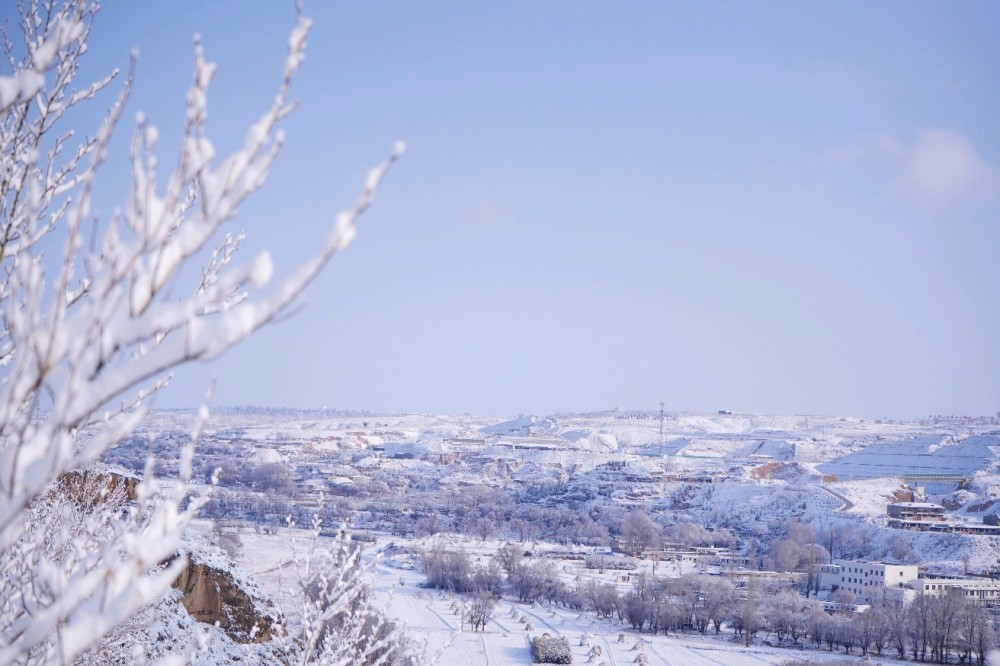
[10,2,997,420]
[185,403,998,422]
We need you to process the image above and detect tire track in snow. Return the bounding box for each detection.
[600,633,619,666]
[686,646,731,666]
[258,559,296,575]
[488,615,511,633]
[423,603,455,631]
[729,648,775,664]
[684,643,768,666]
[647,642,672,665]
[520,607,560,635]
[480,634,494,666]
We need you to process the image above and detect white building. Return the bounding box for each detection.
[820,560,919,602]
[912,578,1000,605]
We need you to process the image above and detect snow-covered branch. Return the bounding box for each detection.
[0,1,400,662]
[270,507,424,666]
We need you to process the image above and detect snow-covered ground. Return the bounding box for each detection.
[231,527,916,665]
[371,562,812,665]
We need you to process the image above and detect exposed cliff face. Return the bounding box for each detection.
[56,469,139,505]
[171,559,278,644]
[52,469,278,647]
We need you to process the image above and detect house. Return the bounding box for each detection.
[886,502,1000,534]
[887,501,947,529]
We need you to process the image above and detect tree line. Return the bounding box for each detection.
[419,542,999,665]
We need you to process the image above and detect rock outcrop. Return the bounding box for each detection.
[56,469,139,505]
[171,559,278,643]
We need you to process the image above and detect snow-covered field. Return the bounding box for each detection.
[371,564,813,665]
[231,526,915,665]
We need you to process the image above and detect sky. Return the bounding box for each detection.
[6,2,999,419]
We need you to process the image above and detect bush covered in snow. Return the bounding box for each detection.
[531,634,572,664]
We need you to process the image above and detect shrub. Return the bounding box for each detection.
[531,634,572,664]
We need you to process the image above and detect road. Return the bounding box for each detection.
[822,485,854,512]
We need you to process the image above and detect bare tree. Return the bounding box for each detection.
[881,588,909,659]
[907,591,932,661]
[929,590,963,664]
[835,615,856,654]
[741,573,760,647]
[463,592,497,632]
[582,580,621,621]
[769,538,804,573]
[766,589,809,644]
[619,510,660,555]
[510,517,535,542]
[495,542,526,576]
[474,517,496,541]
[421,543,473,593]
[666,521,714,547]
[832,587,856,606]
[801,542,829,598]
[623,574,655,631]
[472,560,506,596]
[508,557,561,605]
[785,520,816,545]
[699,576,736,635]
[211,518,243,558]
[0,1,400,662]
[956,596,994,666]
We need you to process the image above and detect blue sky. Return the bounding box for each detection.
[9,2,1000,418]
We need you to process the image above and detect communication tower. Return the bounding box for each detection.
[659,401,665,446]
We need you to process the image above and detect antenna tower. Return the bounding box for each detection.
[659,401,665,445]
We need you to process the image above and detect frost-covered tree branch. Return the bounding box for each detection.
[0,1,401,662]
[271,508,425,666]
